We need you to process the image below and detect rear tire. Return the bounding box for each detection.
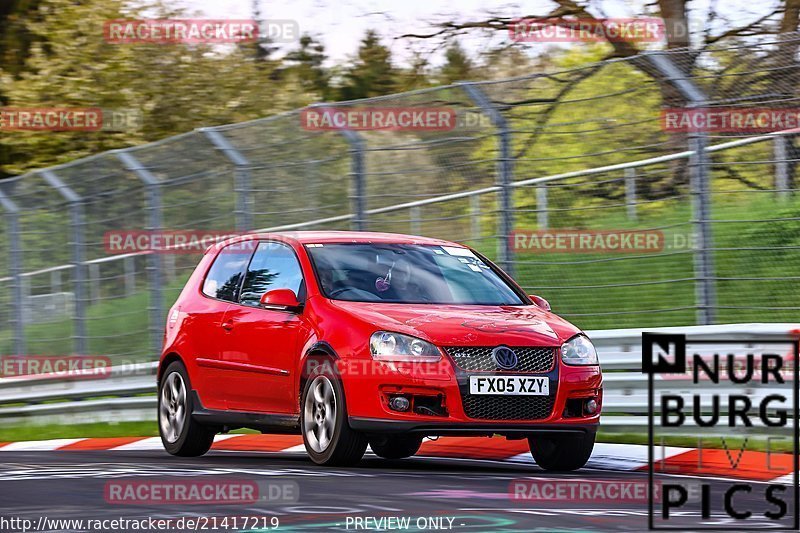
[528,432,595,471]
[301,361,367,466]
[158,361,216,457]
[369,435,423,460]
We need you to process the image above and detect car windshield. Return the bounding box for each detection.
[305,243,525,305]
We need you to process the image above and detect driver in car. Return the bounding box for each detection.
[376,258,428,302]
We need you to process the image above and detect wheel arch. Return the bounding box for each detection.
[158,352,185,384]
[298,341,340,409]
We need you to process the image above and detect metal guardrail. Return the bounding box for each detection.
[0,128,791,283]
[0,324,796,432]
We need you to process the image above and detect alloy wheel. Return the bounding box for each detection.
[159,371,187,444]
[303,376,337,453]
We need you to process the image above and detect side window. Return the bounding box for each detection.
[202,244,252,302]
[240,241,305,307]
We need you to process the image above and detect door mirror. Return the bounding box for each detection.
[528,294,551,312]
[260,289,303,312]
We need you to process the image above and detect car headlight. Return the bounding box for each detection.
[561,334,599,366]
[369,331,441,361]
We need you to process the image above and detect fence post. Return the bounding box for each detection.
[648,53,716,325]
[124,256,136,296]
[0,187,25,356]
[116,151,165,357]
[460,82,514,275]
[88,263,100,304]
[775,135,790,200]
[51,270,62,293]
[19,275,31,326]
[625,168,638,221]
[536,186,549,229]
[39,170,88,354]
[340,129,367,231]
[21,276,31,318]
[202,128,253,231]
[164,254,176,283]
[410,206,422,235]
[470,195,482,242]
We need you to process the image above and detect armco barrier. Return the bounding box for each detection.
[0,324,796,432]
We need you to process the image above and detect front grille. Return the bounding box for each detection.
[462,394,555,420]
[445,346,556,373]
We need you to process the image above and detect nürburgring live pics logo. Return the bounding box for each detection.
[643,332,799,530]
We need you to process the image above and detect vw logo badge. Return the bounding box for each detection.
[492,346,518,370]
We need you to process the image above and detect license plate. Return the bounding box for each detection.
[468,375,549,396]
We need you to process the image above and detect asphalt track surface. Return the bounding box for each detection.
[0,447,791,533]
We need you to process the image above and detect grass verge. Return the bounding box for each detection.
[0,422,257,442]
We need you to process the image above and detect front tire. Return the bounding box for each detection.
[369,435,423,460]
[158,361,216,457]
[301,365,367,466]
[529,432,595,471]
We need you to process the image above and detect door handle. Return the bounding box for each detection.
[221,320,234,331]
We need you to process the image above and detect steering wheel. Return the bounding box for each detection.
[328,286,381,301]
[328,287,354,298]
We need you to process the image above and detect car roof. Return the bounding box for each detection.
[212,231,464,251]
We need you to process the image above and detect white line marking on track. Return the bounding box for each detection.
[107,437,162,451]
[0,439,83,451]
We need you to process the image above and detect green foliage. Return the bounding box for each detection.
[439,41,473,84]
[743,202,800,249]
[397,50,433,92]
[284,34,331,100]
[0,0,44,79]
[0,421,259,440]
[339,29,397,100]
[0,421,160,441]
[0,0,298,175]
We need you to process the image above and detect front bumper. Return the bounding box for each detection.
[348,418,598,437]
[339,356,603,429]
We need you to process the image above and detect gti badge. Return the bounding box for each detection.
[492,346,518,370]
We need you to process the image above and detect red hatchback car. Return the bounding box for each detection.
[157,231,602,469]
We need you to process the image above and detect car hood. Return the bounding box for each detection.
[328,301,582,346]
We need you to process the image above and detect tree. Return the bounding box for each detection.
[0,0,45,77]
[402,0,800,195]
[439,41,473,84]
[339,30,397,100]
[244,0,278,64]
[0,0,291,177]
[397,49,432,91]
[0,0,45,178]
[284,34,331,100]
